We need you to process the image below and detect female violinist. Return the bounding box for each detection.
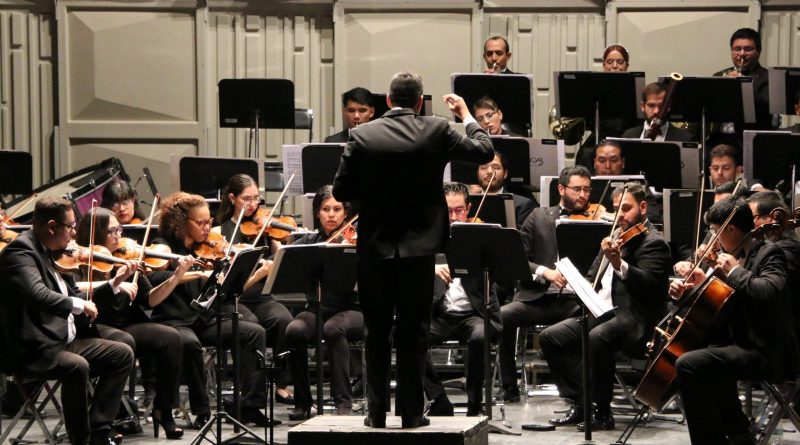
[282,185,363,419]
[213,173,295,405]
[73,208,186,439]
[148,192,274,428]
[101,180,145,225]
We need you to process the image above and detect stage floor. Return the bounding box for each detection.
[3,383,799,445]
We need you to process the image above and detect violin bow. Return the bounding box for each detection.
[131,194,159,291]
[591,180,612,219]
[692,174,706,263]
[138,209,161,225]
[251,171,296,248]
[472,171,496,223]
[227,205,248,257]
[682,205,740,283]
[4,192,38,223]
[591,186,628,290]
[326,214,359,243]
[86,200,98,324]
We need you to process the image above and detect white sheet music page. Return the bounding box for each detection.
[555,257,614,318]
[281,144,303,196]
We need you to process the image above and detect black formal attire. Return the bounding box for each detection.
[0,231,134,445]
[675,239,798,444]
[325,130,349,143]
[498,206,582,391]
[423,254,502,409]
[332,107,493,424]
[539,222,670,412]
[574,116,640,170]
[774,232,800,349]
[620,123,696,142]
[218,221,293,388]
[147,237,268,417]
[283,229,364,412]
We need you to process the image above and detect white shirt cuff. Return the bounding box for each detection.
[463,116,478,127]
[533,265,548,283]
[70,297,85,315]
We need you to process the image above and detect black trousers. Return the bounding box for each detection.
[285,308,364,409]
[97,323,182,409]
[676,345,765,444]
[498,295,580,387]
[538,311,645,411]
[358,255,435,421]
[36,337,133,445]
[239,300,293,388]
[424,311,500,405]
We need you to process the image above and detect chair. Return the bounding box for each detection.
[0,378,67,445]
[752,378,800,445]
[294,108,314,142]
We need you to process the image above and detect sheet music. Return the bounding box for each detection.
[555,257,614,318]
[281,144,303,196]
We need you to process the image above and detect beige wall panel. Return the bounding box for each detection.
[762,11,800,66]
[339,11,473,119]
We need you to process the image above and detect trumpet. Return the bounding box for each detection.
[724,57,744,77]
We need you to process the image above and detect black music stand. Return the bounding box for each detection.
[263,243,358,416]
[219,79,295,159]
[301,144,345,193]
[664,76,755,168]
[744,131,800,190]
[189,247,268,445]
[607,138,684,191]
[663,188,716,263]
[768,67,800,115]
[555,219,612,443]
[450,137,531,194]
[178,156,261,199]
[0,150,32,202]
[448,223,528,435]
[452,73,534,136]
[554,72,645,145]
[466,194,515,228]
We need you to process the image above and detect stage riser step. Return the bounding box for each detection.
[288,416,488,445]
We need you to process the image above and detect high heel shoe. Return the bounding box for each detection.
[153,409,184,439]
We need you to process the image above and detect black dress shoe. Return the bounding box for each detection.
[577,410,615,431]
[275,390,295,405]
[402,415,430,428]
[89,430,116,445]
[240,406,282,427]
[363,415,385,428]
[549,405,583,426]
[466,403,484,417]
[497,385,520,402]
[427,396,454,416]
[289,407,313,421]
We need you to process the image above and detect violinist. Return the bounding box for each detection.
[283,185,364,419]
[496,166,589,402]
[0,197,134,445]
[424,182,502,417]
[148,192,274,428]
[668,196,796,444]
[101,180,145,225]
[541,182,671,430]
[475,150,537,229]
[73,207,186,439]
[214,173,295,404]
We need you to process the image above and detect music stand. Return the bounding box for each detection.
[743,131,800,190]
[663,188,716,263]
[0,150,32,202]
[663,76,755,168]
[607,138,684,191]
[450,136,530,193]
[301,144,346,194]
[466,194,515,228]
[554,72,645,145]
[452,73,534,137]
[768,67,800,115]
[263,243,358,415]
[555,219,612,443]
[175,155,261,199]
[189,247,267,445]
[218,79,295,159]
[448,223,529,435]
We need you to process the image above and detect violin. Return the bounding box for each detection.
[0,227,19,253]
[128,217,143,225]
[239,207,300,241]
[326,215,358,245]
[54,242,131,274]
[193,232,249,264]
[568,203,615,221]
[615,222,648,248]
[113,237,189,270]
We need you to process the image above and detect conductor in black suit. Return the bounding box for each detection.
[541,183,671,430]
[333,70,494,428]
[0,197,134,445]
[325,87,375,143]
[621,82,695,142]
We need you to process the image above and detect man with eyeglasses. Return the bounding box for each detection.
[0,197,135,445]
[495,166,590,402]
[621,82,694,142]
[423,182,503,417]
[472,96,518,137]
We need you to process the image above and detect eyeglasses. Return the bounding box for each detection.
[731,46,756,53]
[566,186,592,194]
[107,226,124,237]
[111,199,134,210]
[238,195,261,203]
[448,207,467,216]
[55,220,77,230]
[475,111,498,123]
[190,218,214,228]
[604,59,627,66]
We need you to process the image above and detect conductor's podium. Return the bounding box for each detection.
[288,415,489,445]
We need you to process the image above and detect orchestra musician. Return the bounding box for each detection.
[475,150,538,228]
[283,185,364,419]
[669,196,797,444]
[708,144,744,188]
[472,96,519,137]
[325,87,375,143]
[101,180,145,225]
[593,139,625,176]
[620,82,695,142]
[74,208,185,439]
[213,174,295,404]
[147,192,274,428]
[483,36,514,74]
[496,166,590,402]
[779,89,800,133]
[541,183,670,430]
[423,182,503,417]
[332,71,494,428]
[0,197,134,445]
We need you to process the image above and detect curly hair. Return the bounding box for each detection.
[159,192,207,246]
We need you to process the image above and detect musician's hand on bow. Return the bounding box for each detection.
[673,260,695,277]
[434,264,452,285]
[83,300,98,321]
[111,260,138,288]
[174,255,194,278]
[668,278,692,300]
[119,281,139,301]
[601,236,622,270]
[715,252,739,274]
[543,268,567,289]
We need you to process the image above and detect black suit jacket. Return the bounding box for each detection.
[726,240,797,382]
[620,124,695,142]
[0,231,110,374]
[324,129,348,143]
[333,108,494,259]
[513,206,561,302]
[587,223,670,337]
[511,193,537,229]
